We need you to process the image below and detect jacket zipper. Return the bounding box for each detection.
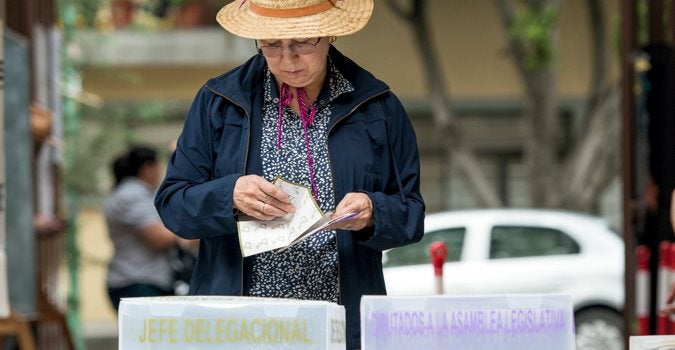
[327,89,389,305]
[206,85,251,296]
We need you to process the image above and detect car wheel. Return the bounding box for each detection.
[575,307,624,350]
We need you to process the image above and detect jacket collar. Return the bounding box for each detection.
[204,46,390,117]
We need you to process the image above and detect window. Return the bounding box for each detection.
[489,226,580,259]
[383,228,465,267]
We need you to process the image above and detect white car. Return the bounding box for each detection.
[383,209,625,350]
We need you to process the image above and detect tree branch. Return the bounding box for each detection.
[391,0,502,207]
[385,0,414,23]
[584,0,608,122]
[555,0,614,211]
[494,0,537,95]
[495,0,562,207]
[554,87,621,210]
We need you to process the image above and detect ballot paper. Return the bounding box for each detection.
[237,177,357,257]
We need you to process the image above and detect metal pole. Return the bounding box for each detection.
[430,242,447,295]
[58,1,84,346]
[671,0,675,43]
[0,1,10,318]
[621,0,639,345]
[649,0,665,43]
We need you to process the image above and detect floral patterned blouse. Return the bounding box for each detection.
[246,58,355,303]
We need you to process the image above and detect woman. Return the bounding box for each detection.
[105,146,187,311]
[154,1,425,348]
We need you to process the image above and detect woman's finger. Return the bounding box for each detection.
[233,175,295,219]
[328,193,373,231]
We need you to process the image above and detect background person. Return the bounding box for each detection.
[154,1,425,348]
[105,145,192,311]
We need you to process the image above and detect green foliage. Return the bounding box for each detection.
[508,4,558,72]
[62,101,176,197]
[169,0,194,6]
[62,108,125,197]
[72,0,101,28]
[58,2,85,349]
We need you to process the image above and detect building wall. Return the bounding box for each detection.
[0,14,9,318]
[4,29,36,315]
[80,0,618,102]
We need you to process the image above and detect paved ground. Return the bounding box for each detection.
[85,337,117,350]
[83,322,117,350]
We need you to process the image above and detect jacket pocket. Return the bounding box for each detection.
[335,116,387,177]
[212,106,246,178]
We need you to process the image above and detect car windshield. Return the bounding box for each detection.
[383,227,465,267]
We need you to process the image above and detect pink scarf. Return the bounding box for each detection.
[277,83,318,200]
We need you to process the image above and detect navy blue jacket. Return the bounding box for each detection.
[155,46,425,349]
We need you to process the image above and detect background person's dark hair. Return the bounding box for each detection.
[111,145,158,187]
[112,156,129,187]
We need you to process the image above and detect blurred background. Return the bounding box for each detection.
[1,0,674,349]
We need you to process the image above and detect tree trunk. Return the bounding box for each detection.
[584,0,608,119]
[495,0,561,207]
[554,88,621,211]
[387,0,502,208]
[390,0,618,211]
[553,0,619,210]
[526,69,560,207]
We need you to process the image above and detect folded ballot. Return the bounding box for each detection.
[237,177,356,257]
[119,296,346,350]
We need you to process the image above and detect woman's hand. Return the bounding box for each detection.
[328,192,374,231]
[233,175,295,220]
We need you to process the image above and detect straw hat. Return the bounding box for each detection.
[217,0,374,39]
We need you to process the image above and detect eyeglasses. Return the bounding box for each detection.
[255,38,322,58]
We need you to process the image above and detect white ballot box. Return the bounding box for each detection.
[630,335,675,349]
[119,296,346,350]
[361,294,576,350]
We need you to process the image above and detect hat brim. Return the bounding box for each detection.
[217,0,374,39]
